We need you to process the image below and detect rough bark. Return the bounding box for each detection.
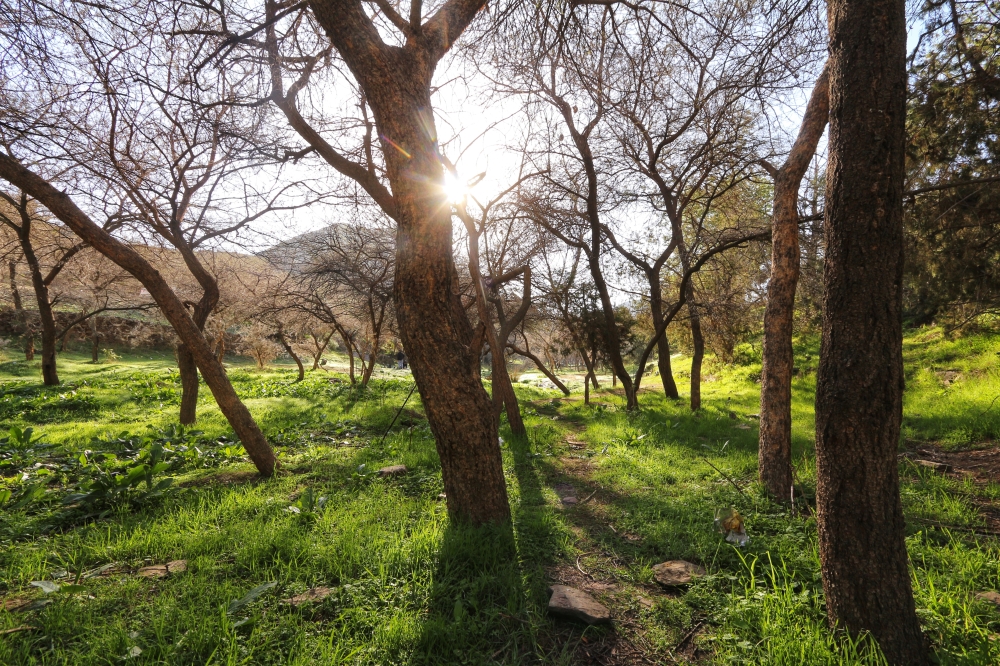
[307,0,509,524]
[177,343,199,423]
[815,1,928,662]
[758,64,830,501]
[0,153,277,476]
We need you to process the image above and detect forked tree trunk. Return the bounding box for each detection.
[0,155,277,476]
[299,0,509,524]
[758,64,830,501]
[815,1,927,662]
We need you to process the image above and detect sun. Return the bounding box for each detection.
[442,172,469,204]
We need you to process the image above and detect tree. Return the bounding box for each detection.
[0,191,95,384]
[204,0,511,523]
[814,0,928,662]
[0,3,277,476]
[758,64,829,501]
[453,169,543,436]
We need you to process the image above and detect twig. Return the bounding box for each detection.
[701,457,750,502]
[576,553,593,579]
[377,382,417,448]
[978,393,1000,417]
[581,488,599,503]
[674,619,705,651]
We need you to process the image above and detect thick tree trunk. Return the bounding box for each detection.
[301,0,509,525]
[759,64,830,501]
[815,1,927,663]
[177,344,199,424]
[361,104,508,524]
[0,154,277,476]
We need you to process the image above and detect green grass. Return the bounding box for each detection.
[1,332,1000,665]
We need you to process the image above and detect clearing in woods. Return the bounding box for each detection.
[2,328,1000,664]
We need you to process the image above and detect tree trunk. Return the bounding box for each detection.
[815,1,927,662]
[584,372,590,405]
[215,332,225,363]
[657,336,679,399]
[360,101,507,524]
[491,347,526,436]
[19,226,59,385]
[177,344,199,424]
[688,301,704,411]
[8,259,22,313]
[277,327,305,382]
[300,0,509,525]
[510,343,570,395]
[0,154,277,476]
[90,317,100,363]
[759,64,830,501]
[335,325,356,382]
[24,332,34,361]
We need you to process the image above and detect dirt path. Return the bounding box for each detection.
[534,407,703,665]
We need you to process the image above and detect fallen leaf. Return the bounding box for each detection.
[137,560,187,579]
[282,586,333,607]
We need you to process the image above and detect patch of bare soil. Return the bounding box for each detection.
[904,442,1000,484]
[903,442,1000,532]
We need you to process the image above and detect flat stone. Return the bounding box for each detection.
[283,587,333,606]
[652,560,706,587]
[915,460,952,473]
[378,465,408,477]
[547,585,611,625]
[137,560,186,579]
[976,591,1000,606]
[561,496,579,505]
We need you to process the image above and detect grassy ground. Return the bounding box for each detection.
[1,329,1000,665]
